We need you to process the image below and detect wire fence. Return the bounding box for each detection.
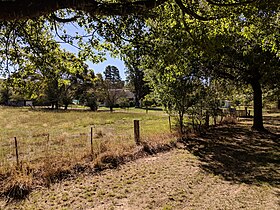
[0,125,142,171]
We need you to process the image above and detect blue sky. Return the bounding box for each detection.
[61,43,126,80]
[91,56,126,80]
[57,24,126,80]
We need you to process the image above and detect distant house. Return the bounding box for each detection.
[122,89,135,102]
[99,89,135,107]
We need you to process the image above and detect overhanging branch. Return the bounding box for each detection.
[205,0,258,7]
[175,0,219,21]
[0,0,167,21]
[0,0,260,21]
[51,14,80,23]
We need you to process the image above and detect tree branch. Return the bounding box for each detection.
[51,14,80,23]
[0,0,167,21]
[205,0,258,7]
[175,0,219,21]
[0,0,261,21]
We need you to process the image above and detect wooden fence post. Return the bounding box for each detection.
[90,127,93,155]
[134,120,140,145]
[14,137,19,168]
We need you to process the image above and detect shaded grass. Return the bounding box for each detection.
[181,123,280,187]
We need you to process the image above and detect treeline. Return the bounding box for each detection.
[0,63,135,111]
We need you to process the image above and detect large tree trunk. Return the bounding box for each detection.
[250,80,265,131]
[178,112,184,134]
[135,95,140,108]
[278,99,280,109]
[54,101,59,110]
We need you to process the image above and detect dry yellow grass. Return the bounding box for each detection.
[1,150,278,210]
[0,107,175,198]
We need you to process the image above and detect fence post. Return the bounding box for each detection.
[14,137,19,168]
[90,127,93,155]
[134,120,140,145]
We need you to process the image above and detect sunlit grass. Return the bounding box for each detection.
[0,106,171,171]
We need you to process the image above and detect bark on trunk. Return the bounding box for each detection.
[251,81,265,131]
[178,112,184,134]
[278,99,280,109]
[135,96,140,108]
[55,102,59,110]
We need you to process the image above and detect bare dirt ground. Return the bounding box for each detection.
[1,113,279,210]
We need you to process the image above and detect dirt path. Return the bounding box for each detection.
[1,148,278,210]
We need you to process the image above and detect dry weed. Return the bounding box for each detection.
[220,116,237,125]
[2,167,33,200]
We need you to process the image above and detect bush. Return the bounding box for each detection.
[86,96,98,111]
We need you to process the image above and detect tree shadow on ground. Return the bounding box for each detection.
[181,125,280,187]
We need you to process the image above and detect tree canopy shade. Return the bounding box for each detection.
[0,0,277,21]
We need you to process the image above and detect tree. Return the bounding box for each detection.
[1,0,279,130]
[104,65,122,86]
[196,12,280,131]
[0,0,167,21]
[80,89,98,111]
[141,4,206,133]
[146,65,203,133]
[139,0,280,131]
[1,1,278,68]
[206,44,279,130]
[125,51,150,107]
[0,79,11,105]
[120,17,151,107]
[95,71,125,112]
[7,41,93,109]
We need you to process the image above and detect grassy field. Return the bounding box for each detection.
[0,106,177,197]
[0,106,174,165]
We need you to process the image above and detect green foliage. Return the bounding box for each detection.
[0,20,97,109]
[138,0,280,131]
[0,80,11,105]
[83,91,98,111]
[118,97,130,108]
[104,65,122,85]
[94,68,126,112]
